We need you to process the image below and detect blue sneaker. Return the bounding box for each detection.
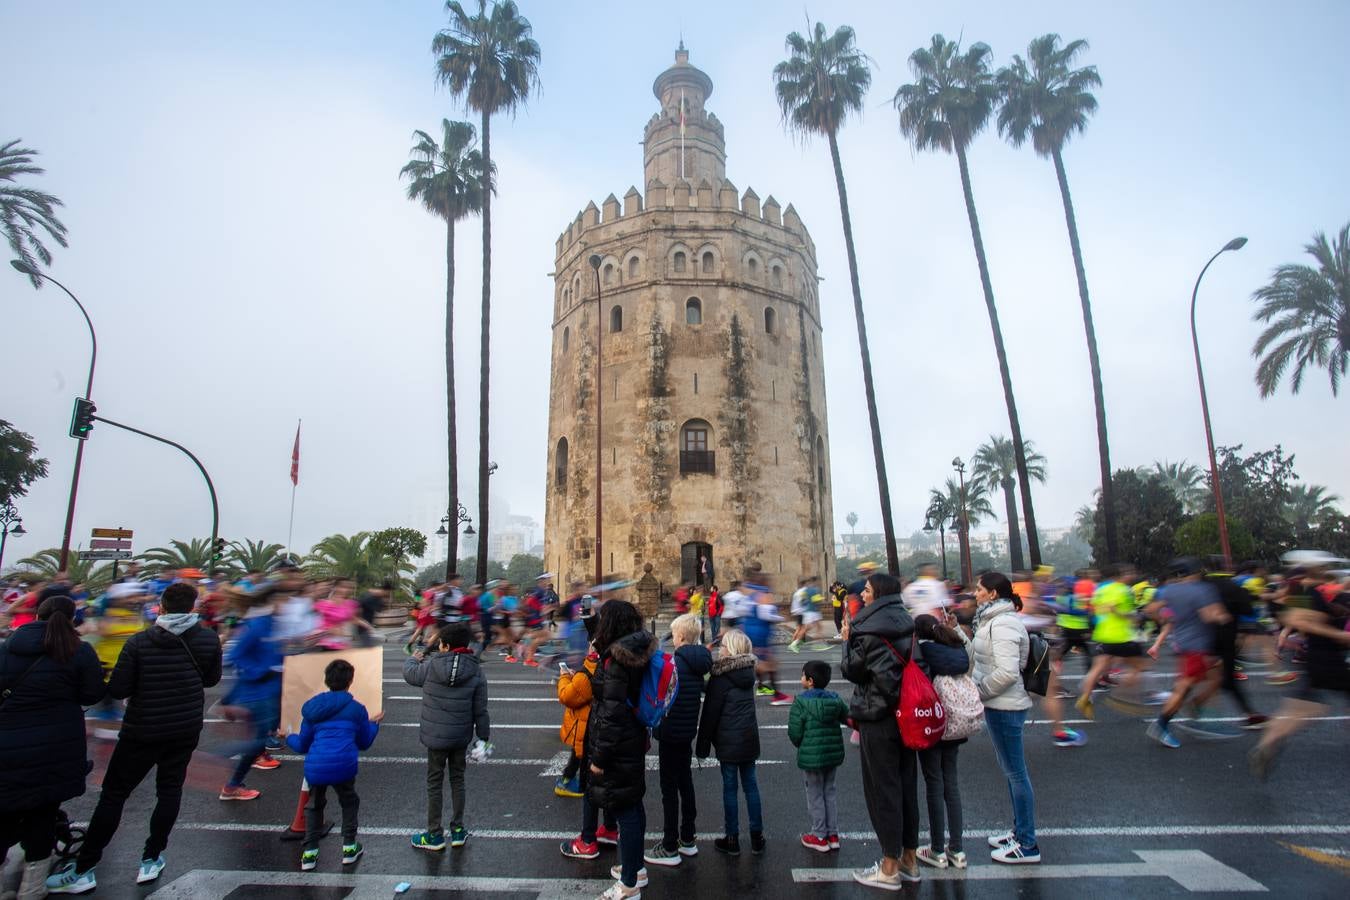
[137,856,167,884]
[47,863,97,894]
[449,826,469,848]
[411,830,446,851]
[1147,721,1181,749]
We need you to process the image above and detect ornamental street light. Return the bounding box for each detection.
[0,503,25,572]
[953,457,972,586]
[1189,236,1247,568]
[437,503,472,579]
[923,508,948,581]
[9,260,97,570]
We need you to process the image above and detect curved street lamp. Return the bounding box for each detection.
[1189,237,1247,567]
[0,503,25,571]
[437,503,472,579]
[9,260,97,570]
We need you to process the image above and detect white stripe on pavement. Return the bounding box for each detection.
[149,869,612,900]
[794,849,1265,893]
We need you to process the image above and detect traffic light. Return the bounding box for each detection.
[213,537,227,563]
[69,398,96,439]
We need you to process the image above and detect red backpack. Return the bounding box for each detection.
[884,636,946,750]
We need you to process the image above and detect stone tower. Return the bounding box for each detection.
[543,46,836,596]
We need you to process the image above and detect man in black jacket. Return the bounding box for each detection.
[47,582,223,894]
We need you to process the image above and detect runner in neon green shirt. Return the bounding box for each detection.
[1076,563,1153,721]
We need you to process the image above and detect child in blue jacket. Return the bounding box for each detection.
[286,658,383,871]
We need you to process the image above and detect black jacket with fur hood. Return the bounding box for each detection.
[695,652,760,764]
[585,629,657,810]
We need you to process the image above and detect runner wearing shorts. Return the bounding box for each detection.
[1076,563,1151,720]
[1146,559,1230,748]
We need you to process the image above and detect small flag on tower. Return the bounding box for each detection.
[290,421,301,486]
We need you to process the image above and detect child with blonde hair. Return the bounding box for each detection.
[696,629,764,855]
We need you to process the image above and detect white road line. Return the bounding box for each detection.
[794,849,1266,892]
[149,869,612,900]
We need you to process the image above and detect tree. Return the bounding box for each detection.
[996,35,1115,559]
[1040,532,1092,575]
[1090,469,1185,576]
[1210,444,1298,561]
[894,34,1042,567]
[1284,483,1343,543]
[1147,459,1207,514]
[504,552,545,587]
[845,511,859,535]
[139,538,213,574]
[971,434,1047,571]
[1175,513,1256,562]
[773,21,899,574]
[1310,512,1350,558]
[0,419,49,507]
[1250,222,1349,397]
[15,548,113,591]
[1073,504,1095,544]
[305,532,411,589]
[401,119,491,581]
[1,139,68,287]
[433,0,541,584]
[228,539,286,574]
[368,527,429,596]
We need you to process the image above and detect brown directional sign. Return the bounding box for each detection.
[90,538,133,550]
[91,528,134,539]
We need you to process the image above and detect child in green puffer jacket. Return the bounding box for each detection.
[787,660,850,852]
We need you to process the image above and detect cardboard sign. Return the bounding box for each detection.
[279,645,384,735]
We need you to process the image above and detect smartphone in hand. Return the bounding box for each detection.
[558,661,572,674]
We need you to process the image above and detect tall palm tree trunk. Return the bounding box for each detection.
[1053,147,1116,560]
[827,131,899,575]
[954,146,1041,566]
[474,110,492,585]
[445,208,459,580]
[1001,475,1025,571]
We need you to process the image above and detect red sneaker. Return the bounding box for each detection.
[251,753,281,770]
[523,659,540,668]
[595,825,619,846]
[770,692,794,706]
[219,785,261,801]
[504,656,519,663]
[560,837,599,860]
[800,834,830,853]
[828,834,840,850]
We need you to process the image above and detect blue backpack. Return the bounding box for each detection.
[631,650,679,730]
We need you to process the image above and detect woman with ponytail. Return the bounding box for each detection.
[0,595,105,895]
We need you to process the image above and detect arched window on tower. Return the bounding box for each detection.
[748,257,759,278]
[603,263,614,286]
[628,256,639,279]
[772,264,783,288]
[702,251,714,274]
[764,306,776,335]
[562,326,570,353]
[563,287,570,307]
[673,251,686,273]
[610,305,623,333]
[555,437,568,490]
[685,297,702,325]
[680,419,715,475]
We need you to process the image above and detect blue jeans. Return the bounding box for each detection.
[984,707,1036,850]
[227,692,280,787]
[720,761,762,837]
[612,802,645,889]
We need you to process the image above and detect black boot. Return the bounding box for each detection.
[750,831,766,854]
[714,835,740,856]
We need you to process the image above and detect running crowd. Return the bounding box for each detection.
[0,552,1346,899]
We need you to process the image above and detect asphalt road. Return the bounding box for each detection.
[14,632,1350,899]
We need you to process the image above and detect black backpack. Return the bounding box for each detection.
[1021,632,1051,697]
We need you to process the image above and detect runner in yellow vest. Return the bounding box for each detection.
[1075,563,1153,720]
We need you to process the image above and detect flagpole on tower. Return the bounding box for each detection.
[287,419,300,557]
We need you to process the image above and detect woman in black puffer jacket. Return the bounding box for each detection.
[840,572,922,887]
[0,596,105,895]
[585,600,655,898]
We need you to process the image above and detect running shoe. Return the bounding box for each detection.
[137,857,166,885]
[828,834,841,850]
[788,641,801,653]
[1054,688,1076,700]
[252,753,281,771]
[341,842,363,865]
[449,827,468,848]
[411,830,446,851]
[1074,693,1095,721]
[596,825,619,846]
[801,834,830,853]
[218,785,260,801]
[1234,671,1248,681]
[992,841,1040,864]
[1242,714,1270,730]
[560,837,599,859]
[677,840,698,857]
[523,659,540,668]
[1052,729,1087,748]
[504,655,519,663]
[850,729,861,745]
[300,849,318,871]
[644,841,681,867]
[264,735,284,751]
[987,831,1015,848]
[755,685,775,696]
[946,849,967,869]
[1266,672,1298,686]
[852,861,904,891]
[915,847,947,868]
[46,863,97,894]
[1146,721,1181,749]
[598,883,642,900]
[554,776,583,797]
[770,691,794,706]
[609,865,648,887]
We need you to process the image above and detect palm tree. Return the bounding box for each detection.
[15,548,113,591]
[1,139,68,287]
[1148,459,1207,514]
[305,532,410,589]
[933,476,995,583]
[894,34,1043,567]
[845,511,859,535]
[972,434,1047,571]
[401,119,491,580]
[1250,222,1350,397]
[1073,504,1095,544]
[433,0,541,585]
[996,35,1116,560]
[1285,484,1342,539]
[773,21,899,574]
[138,538,213,574]
[228,539,286,574]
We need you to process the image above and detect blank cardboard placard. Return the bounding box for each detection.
[280,645,384,734]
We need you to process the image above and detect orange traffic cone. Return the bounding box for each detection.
[279,778,332,841]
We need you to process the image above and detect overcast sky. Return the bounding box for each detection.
[2,0,1346,566]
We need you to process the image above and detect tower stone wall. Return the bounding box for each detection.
[543,47,836,596]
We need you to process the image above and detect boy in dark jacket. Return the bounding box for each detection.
[787,660,850,853]
[48,582,222,893]
[696,629,763,856]
[286,658,381,871]
[645,614,713,867]
[404,623,489,851]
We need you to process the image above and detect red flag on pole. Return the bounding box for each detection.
[290,422,301,486]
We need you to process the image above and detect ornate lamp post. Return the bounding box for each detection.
[436,503,472,579]
[953,457,972,586]
[0,503,26,571]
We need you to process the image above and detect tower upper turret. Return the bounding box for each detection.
[644,44,726,187]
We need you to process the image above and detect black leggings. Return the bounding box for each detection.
[858,718,919,857]
[0,802,59,863]
[919,741,963,852]
[1216,624,1254,715]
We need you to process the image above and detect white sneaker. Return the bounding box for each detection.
[915,847,947,869]
[992,840,1041,864]
[987,830,1015,848]
[137,856,167,884]
[852,861,903,891]
[608,865,648,888]
[597,882,641,900]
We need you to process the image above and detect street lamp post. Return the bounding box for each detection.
[0,503,25,571]
[1189,237,1248,568]
[10,260,96,571]
[953,457,972,586]
[436,503,472,579]
[590,253,604,586]
[923,511,948,581]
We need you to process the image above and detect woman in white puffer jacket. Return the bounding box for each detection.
[971,571,1040,866]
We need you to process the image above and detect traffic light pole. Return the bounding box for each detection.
[91,415,218,560]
